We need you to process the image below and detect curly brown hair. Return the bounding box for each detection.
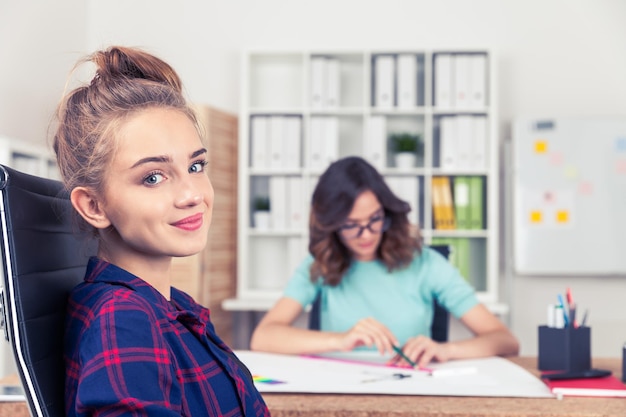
[309,156,422,286]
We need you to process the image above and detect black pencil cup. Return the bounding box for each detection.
[538,325,591,371]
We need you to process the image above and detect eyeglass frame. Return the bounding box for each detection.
[336,212,391,240]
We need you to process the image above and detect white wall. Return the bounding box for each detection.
[1,0,626,358]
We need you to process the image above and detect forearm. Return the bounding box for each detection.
[446,329,520,360]
[250,323,343,354]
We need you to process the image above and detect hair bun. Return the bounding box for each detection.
[91,46,182,92]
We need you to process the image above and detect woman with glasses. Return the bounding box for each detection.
[250,156,518,368]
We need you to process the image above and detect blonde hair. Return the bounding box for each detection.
[53,46,200,231]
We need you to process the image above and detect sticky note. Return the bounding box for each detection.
[556,210,569,223]
[530,211,542,223]
[534,140,548,154]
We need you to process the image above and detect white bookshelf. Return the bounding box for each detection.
[0,136,59,180]
[227,49,502,319]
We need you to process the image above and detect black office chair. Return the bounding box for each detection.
[0,165,96,417]
[308,244,451,343]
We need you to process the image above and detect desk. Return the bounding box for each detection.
[262,357,625,417]
[1,357,624,417]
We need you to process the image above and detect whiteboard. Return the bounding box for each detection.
[512,117,626,275]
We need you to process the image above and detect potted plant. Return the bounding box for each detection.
[252,196,271,229]
[389,132,422,168]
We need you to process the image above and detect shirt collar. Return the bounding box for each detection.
[84,256,206,319]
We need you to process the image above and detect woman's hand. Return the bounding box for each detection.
[390,336,452,368]
[339,317,398,355]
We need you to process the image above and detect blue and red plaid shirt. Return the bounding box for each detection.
[64,257,270,417]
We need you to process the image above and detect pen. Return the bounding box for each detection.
[391,345,433,372]
[557,294,569,327]
[581,309,589,327]
[361,372,412,383]
[429,367,478,377]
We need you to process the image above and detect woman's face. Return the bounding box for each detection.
[97,107,214,268]
[337,190,385,262]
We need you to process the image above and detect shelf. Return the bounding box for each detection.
[236,48,499,307]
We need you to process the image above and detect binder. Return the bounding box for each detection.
[439,176,456,229]
[250,116,269,169]
[453,176,471,229]
[455,237,471,283]
[268,116,285,168]
[456,115,473,170]
[310,57,327,110]
[323,117,339,168]
[325,58,340,109]
[365,115,387,170]
[439,116,458,169]
[468,176,484,229]
[453,54,471,109]
[283,116,302,169]
[396,54,417,109]
[286,176,305,230]
[374,55,395,109]
[434,54,453,109]
[432,177,455,230]
[309,117,325,170]
[468,54,487,109]
[431,177,445,230]
[470,116,487,170]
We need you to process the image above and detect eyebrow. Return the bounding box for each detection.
[344,208,384,223]
[130,148,207,169]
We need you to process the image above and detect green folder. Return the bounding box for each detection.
[468,176,484,230]
[431,237,471,283]
[453,176,471,230]
[455,238,471,284]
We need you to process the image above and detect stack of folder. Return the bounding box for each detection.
[432,176,485,231]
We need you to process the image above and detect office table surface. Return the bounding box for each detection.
[0,357,623,417]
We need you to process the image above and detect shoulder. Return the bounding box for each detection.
[68,281,158,325]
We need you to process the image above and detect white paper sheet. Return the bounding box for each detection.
[235,350,554,398]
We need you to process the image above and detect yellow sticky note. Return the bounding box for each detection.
[530,211,542,223]
[556,210,569,223]
[534,140,548,154]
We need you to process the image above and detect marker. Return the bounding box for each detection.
[429,367,478,377]
[391,345,433,372]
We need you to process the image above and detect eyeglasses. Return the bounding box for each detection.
[337,213,391,240]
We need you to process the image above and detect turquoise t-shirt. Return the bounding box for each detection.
[283,247,478,348]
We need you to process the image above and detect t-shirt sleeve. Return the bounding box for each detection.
[423,248,479,318]
[283,255,319,308]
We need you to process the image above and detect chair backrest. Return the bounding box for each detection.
[0,165,96,417]
[308,244,451,343]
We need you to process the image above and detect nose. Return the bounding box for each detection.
[175,177,204,208]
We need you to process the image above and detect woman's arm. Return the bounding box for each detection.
[250,297,398,355]
[398,304,519,367]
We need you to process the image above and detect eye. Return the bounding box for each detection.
[340,223,359,231]
[370,214,384,223]
[190,160,208,173]
[143,172,164,186]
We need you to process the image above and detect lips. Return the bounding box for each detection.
[172,213,204,231]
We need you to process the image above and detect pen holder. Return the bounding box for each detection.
[538,325,591,371]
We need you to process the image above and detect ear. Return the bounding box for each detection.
[70,186,112,230]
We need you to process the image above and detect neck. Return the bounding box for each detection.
[97,245,173,300]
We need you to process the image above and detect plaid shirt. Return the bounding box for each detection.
[65,257,270,417]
